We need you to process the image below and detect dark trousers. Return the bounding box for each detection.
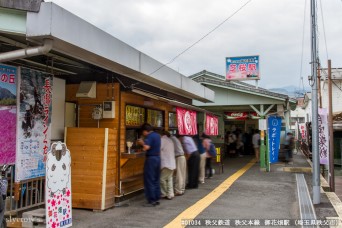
[205,157,213,178]
[187,151,200,188]
[144,156,161,204]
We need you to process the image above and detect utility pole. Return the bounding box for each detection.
[310,0,320,204]
[328,60,335,192]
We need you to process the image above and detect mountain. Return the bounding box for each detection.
[0,86,15,99]
[269,85,310,98]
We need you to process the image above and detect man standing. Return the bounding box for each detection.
[138,123,161,207]
[284,132,294,163]
[171,134,186,196]
[160,131,176,200]
[252,130,260,162]
[193,134,206,184]
[181,136,200,189]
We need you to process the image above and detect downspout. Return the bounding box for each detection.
[0,38,53,63]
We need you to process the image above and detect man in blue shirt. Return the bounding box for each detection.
[138,123,161,207]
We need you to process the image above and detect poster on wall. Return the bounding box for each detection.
[147,109,163,128]
[226,55,259,80]
[205,114,218,136]
[0,64,17,165]
[16,68,53,181]
[176,107,197,135]
[46,142,72,228]
[125,105,145,127]
[298,123,306,141]
[267,116,282,163]
[169,112,177,128]
[318,108,329,165]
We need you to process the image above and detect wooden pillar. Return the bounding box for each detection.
[328,60,335,192]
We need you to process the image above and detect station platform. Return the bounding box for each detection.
[70,153,340,228]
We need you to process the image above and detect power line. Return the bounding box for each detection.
[319,0,329,61]
[149,0,253,75]
[298,0,307,96]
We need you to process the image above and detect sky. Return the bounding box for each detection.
[47,0,342,90]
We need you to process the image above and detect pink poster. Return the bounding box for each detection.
[176,107,197,135]
[205,114,218,136]
[0,64,17,165]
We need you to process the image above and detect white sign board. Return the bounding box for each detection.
[259,119,267,131]
[46,142,72,228]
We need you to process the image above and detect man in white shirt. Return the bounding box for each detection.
[252,130,260,161]
[170,135,186,196]
[160,131,176,199]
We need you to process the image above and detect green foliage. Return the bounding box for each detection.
[0,98,16,105]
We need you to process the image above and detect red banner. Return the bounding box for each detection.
[205,114,218,135]
[176,107,197,135]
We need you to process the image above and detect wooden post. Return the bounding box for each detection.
[328,60,335,192]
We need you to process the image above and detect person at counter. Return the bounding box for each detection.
[138,123,161,207]
[180,135,200,189]
[160,131,176,200]
[171,134,186,196]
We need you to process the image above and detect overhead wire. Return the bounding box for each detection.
[319,0,329,62]
[148,0,253,76]
[298,0,308,97]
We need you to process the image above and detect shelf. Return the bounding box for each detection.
[121,152,146,159]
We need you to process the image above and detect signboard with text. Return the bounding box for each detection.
[267,116,282,163]
[125,105,145,127]
[0,64,17,165]
[318,108,329,165]
[226,55,259,80]
[176,107,197,135]
[16,68,53,181]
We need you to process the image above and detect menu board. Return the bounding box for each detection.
[169,112,177,128]
[147,109,163,128]
[126,105,145,127]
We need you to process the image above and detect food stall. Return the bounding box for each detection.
[64,83,178,210]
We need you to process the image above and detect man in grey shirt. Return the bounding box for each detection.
[171,135,187,195]
[180,136,200,189]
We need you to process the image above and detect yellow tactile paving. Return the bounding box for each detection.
[164,158,256,228]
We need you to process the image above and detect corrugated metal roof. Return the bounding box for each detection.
[190,70,296,103]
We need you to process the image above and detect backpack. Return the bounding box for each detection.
[209,143,217,157]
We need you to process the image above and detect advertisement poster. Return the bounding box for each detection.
[16,68,53,181]
[169,112,177,128]
[0,64,17,165]
[205,114,218,136]
[46,142,72,228]
[147,109,163,128]
[318,108,329,165]
[224,112,260,120]
[125,105,145,127]
[176,107,197,135]
[226,55,259,80]
[298,123,306,141]
[267,116,282,163]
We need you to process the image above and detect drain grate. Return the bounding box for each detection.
[296,173,317,228]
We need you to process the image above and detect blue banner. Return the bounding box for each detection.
[226,55,259,80]
[268,116,282,163]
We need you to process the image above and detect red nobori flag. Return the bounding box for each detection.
[176,107,197,135]
[205,114,218,136]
